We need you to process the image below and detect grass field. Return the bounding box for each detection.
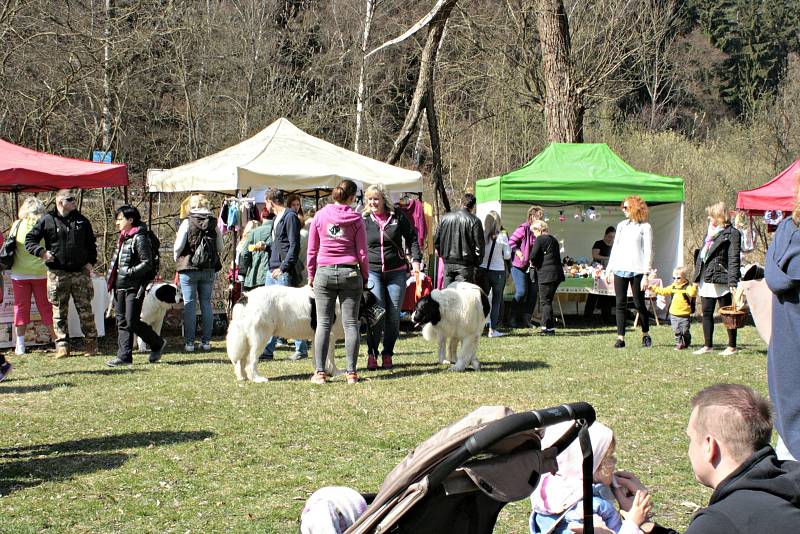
[1,322,768,533]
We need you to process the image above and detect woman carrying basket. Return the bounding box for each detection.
[693,201,741,355]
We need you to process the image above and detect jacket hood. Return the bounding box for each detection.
[765,218,800,296]
[710,446,800,508]
[321,204,362,226]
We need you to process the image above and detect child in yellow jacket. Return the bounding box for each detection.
[650,267,698,350]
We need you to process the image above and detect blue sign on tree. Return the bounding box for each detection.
[92,150,112,163]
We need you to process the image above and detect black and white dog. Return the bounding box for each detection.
[136,282,183,352]
[411,282,490,371]
[226,285,377,383]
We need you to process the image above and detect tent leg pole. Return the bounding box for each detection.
[148,192,153,228]
[13,191,19,218]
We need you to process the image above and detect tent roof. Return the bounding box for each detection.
[0,138,128,192]
[736,159,800,213]
[476,143,684,205]
[147,118,422,193]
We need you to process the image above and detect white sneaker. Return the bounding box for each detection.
[184,344,195,353]
[692,346,713,355]
[488,329,505,338]
[200,342,212,351]
[15,344,25,356]
[720,347,738,356]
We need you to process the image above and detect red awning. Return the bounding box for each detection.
[0,138,128,192]
[737,160,799,214]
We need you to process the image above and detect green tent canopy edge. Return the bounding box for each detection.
[476,143,684,205]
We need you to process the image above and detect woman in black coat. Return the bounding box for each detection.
[107,205,166,367]
[693,201,741,355]
[529,220,565,335]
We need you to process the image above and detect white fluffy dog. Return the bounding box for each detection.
[411,282,490,371]
[136,282,183,352]
[226,285,376,383]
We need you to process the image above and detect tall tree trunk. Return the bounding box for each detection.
[424,88,450,212]
[354,0,375,153]
[101,0,113,152]
[384,0,457,211]
[536,0,584,142]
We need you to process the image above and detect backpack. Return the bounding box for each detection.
[191,233,214,269]
[144,230,161,280]
[681,291,697,315]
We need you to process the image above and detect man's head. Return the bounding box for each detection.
[462,193,477,213]
[56,189,78,215]
[687,384,772,488]
[266,189,287,212]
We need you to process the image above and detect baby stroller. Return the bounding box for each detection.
[347,402,598,534]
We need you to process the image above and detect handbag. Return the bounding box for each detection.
[0,221,21,271]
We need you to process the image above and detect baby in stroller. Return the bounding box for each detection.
[529,421,652,534]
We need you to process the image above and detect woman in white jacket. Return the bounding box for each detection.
[605,195,653,349]
[480,211,512,337]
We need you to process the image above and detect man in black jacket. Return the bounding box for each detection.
[25,189,99,359]
[434,193,484,287]
[608,384,800,534]
[106,205,166,367]
[260,189,307,361]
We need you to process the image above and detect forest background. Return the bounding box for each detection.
[1,0,799,272]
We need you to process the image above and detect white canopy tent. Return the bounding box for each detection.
[146,117,422,193]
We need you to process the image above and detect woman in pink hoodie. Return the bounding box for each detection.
[307,179,369,385]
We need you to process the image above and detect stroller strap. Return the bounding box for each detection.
[579,423,594,534]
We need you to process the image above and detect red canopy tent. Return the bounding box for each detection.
[0,138,128,193]
[736,159,800,214]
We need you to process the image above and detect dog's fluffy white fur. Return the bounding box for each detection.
[136,282,182,352]
[226,285,345,383]
[413,282,488,372]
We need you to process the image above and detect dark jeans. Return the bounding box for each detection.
[614,274,649,337]
[313,265,363,373]
[116,286,162,361]
[366,269,407,357]
[538,281,560,330]
[443,264,476,287]
[485,269,506,330]
[701,293,737,348]
[510,266,537,323]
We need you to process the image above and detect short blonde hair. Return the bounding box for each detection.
[673,266,688,279]
[706,201,730,226]
[188,193,210,210]
[531,220,548,233]
[19,196,46,220]
[362,184,394,215]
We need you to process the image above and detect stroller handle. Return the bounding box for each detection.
[428,402,596,489]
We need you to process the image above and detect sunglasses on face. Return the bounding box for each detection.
[64,197,76,202]
[622,205,630,210]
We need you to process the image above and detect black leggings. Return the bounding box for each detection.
[701,293,737,348]
[614,274,649,337]
[538,281,560,330]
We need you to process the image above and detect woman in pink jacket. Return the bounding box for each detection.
[508,205,543,328]
[307,180,369,385]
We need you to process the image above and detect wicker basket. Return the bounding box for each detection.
[720,305,747,329]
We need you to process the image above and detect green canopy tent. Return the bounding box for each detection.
[476,143,685,282]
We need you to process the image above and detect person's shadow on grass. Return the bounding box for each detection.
[0,430,214,496]
[0,382,74,394]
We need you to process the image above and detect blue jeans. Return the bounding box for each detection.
[366,270,407,357]
[179,270,215,345]
[261,271,308,357]
[486,269,506,330]
[510,266,536,319]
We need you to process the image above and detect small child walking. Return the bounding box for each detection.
[649,267,698,350]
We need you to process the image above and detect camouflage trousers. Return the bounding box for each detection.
[47,270,97,346]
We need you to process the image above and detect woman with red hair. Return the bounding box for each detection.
[605,195,653,349]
